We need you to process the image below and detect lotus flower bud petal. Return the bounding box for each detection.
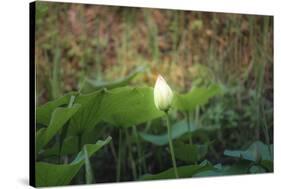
[154,75,173,111]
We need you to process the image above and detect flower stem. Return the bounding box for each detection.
[165,113,179,178]
[186,112,193,145]
[84,146,94,184]
[116,130,122,182]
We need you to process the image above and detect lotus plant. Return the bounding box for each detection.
[154,74,179,178]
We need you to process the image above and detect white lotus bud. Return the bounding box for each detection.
[154,75,173,111]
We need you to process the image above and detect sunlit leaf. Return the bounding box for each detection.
[80,66,146,93]
[249,165,266,173]
[260,160,273,172]
[68,86,164,135]
[139,120,191,145]
[224,141,273,162]
[101,86,164,127]
[36,136,111,187]
[173,142,208,163]
[139,120,218,145]
[69,90,105,135]
[140,163,212,180]
[173,84,222,111]
[193,160,251,177]
[36,92,78,125]
[40,136,78,157]
[36,104,81,152]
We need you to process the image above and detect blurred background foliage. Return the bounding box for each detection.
[35,1,273,184]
